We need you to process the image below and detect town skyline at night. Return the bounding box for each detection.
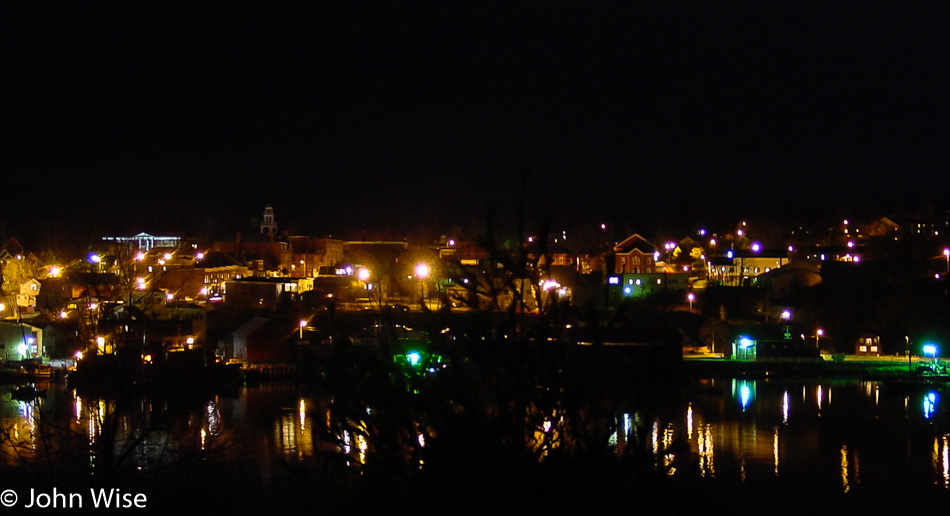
[6,4,950,511]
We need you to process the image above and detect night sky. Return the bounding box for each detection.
[5,3,950,246]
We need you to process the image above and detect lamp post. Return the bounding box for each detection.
[299,320,306,339]
[357,268,374,307]
[944,249,949,274]
[815,328,823,349]
[415,264,430,308]
[906,336,912,375]
[687,292,695,312]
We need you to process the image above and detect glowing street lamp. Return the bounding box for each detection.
[687,292,695,311]
[415,263,430,279]
[415,264,430,306]
[944,248,949,273]
[815,328,824,348]
[357,268,371,283]
[299,320,307,339]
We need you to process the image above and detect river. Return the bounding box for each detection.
[2,375,950,513]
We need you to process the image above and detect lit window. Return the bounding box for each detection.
[870,346,878,352]
[859,346,867,352]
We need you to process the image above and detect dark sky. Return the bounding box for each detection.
[5,3,950,245]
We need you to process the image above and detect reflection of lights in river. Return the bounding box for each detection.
[934,434,950,489]
[924,391,938,419]
[652,420,659,457]
[356,433,367,464]
[205,401,221,436]
[773,428,780,476]
[663,423,676,476]
[698,424,714,478]
[782,391,789,425]
[687,403,694,440]
[739,384,752,410]
[733,379,755,411]
[841,445,850,493]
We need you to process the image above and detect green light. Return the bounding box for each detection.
[407,351,421,366]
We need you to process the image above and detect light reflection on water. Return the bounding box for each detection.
[6,378,950,499]
[670,377,950,494]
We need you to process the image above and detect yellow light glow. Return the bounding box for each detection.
[415,264,430,279]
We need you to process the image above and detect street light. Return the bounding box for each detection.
[357,268,371,283]
[299,320,306,339]
[815,328,824,348]
[687,292,695,311]
[943,248,949,273]
[415,264,430,307]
